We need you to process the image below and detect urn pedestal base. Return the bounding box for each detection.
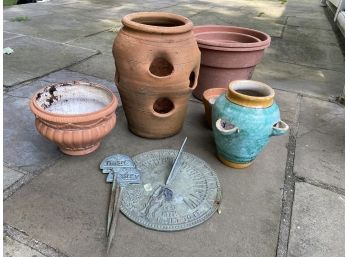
[218,154,253,169]
[60,143,101,156]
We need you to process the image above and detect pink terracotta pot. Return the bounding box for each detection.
[202,87,227,129]
[192,25,271,100]
[30,81,118,156]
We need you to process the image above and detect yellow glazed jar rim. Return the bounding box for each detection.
[226,80,275,108]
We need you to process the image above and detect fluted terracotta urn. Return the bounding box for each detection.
[112,12,201,138]
[30,81,118,156]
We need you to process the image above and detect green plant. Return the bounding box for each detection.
[11,16,30,22]
[4,0,17,6]
[257,12,265,17]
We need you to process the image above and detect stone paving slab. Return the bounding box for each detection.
[3,4,55,20]
[239,5,286,19]
[253,58,344,98]
[4,235,46,257]
[3,95,62,173]
[190,10,285,37]
[294,97,344,190]
[266,37,344,72]
[68,30,117,55]
[284,8,326,18]
[282,0,331,19]
[68,54,116,82]
[4,98,292,257]
[287,16,333,30]
[3,32,23,41]
[189,11,231,26]
[51,1,117,11]
[3,167,25,191]
[78,4,156,22]
[287,182,344,257]
[6,70,119,97]
[4,10,117,43]
[222,16,285,38]
[283,26,340,45]
[273,90,298,127]
[158,5,203,18]
[3,36,98,87]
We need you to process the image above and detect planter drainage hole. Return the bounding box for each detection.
[149,57,174,77]
[189,71,196,88]
[220,119,235,130]
[153,97,174,114]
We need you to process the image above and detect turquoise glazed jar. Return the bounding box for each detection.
[212,80,289,169]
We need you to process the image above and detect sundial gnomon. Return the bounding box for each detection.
[120,148,222,231]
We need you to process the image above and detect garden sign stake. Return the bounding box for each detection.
[100,154,141,255]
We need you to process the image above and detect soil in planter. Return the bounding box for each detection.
[46,98,107,115]
[36,83,112,115]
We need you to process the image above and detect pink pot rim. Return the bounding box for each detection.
[193,25,271,51]
[122,12,193,35]
[30,81,118,124]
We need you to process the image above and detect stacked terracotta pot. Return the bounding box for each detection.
[113,12,201,139]
[192,25,271,100]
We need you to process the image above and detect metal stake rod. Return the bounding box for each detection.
[106,183,122,255]
[106,171,116,236]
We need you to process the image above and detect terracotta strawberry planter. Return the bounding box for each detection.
[202,87,227,129]
[192,25,271,100]
[112,12,201,138]
[30,81,118,156]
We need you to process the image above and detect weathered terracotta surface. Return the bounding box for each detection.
[202,87,227,129]
[30,81,118,156]
[192,25,271,100]
[112,12,201,138]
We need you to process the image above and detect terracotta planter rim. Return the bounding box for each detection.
[203,87,227,100]
[195,31,266,49]
[193,25,271,51]
[122,12,193,35]
[30,81,118,123]
[227,80,274,108]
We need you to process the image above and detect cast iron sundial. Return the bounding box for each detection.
[120,145,222,231]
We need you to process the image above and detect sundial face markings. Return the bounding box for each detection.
[120,150,221,231]
[189,193,203,203]
[183,196,199,209]
[194,189,206,199]
[183,198,192,209]
[192,210,200,217]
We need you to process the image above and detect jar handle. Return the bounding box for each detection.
[215,118,239,136]
[271,120,289,136]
